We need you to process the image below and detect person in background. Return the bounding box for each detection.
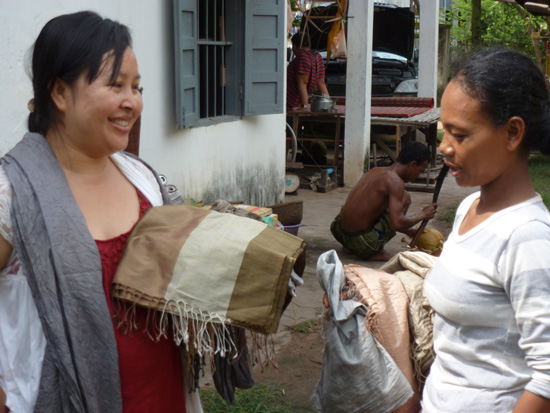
[286,31,330,111]
[0,11,199,412]
[330,142,437,261]
[423,48,550,412]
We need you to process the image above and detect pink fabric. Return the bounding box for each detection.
[344,264,415,388]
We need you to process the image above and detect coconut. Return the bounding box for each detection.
[416,228,445,256]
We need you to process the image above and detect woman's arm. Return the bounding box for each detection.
[0,235,12,270]
[505,223,550,410]
[0,385,5,413]
[513,391,550,413]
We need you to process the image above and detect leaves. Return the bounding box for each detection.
[448,0,547,64]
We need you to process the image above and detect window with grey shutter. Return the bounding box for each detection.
[174,0,199,128]
[174,0,285,128]
[243,0,285,116]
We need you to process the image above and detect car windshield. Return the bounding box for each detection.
[318,50,407,63]
[372,51,407,63]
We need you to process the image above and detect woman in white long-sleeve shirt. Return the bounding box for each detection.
[423,49,550,413]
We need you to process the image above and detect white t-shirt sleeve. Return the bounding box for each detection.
[500,220,550,399]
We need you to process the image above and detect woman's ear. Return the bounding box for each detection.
[506,116,525,152]
[50,78,69,113]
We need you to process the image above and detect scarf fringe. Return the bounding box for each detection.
[114,284,236,356]
[113,283,278,384]
[344,278,381,340]
[248,331,278,371]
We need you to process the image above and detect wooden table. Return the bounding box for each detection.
[287,105,441,191]
[287,105,346,189]
[370,107,440,166]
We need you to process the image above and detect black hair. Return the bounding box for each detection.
[291,31,310,49]
[396,141,430,165]
[28,11,133,136]
[452,48,550,155]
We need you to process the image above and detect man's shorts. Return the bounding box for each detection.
[330,210,396,259]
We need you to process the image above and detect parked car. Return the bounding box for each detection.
[300,3,418,97]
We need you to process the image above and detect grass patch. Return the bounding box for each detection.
[200,384,314,412]
[437,200,461,229]
[529,154,550,210]
[289,319,320,334]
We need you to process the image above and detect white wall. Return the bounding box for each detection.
[0,0,287,206]
[417,1,439,101]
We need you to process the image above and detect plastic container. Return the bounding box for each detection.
[282,222,303,236]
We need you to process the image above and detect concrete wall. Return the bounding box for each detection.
[0,0,286,206]
[343,1,373,187]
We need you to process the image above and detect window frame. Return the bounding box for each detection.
[173,0,285,129]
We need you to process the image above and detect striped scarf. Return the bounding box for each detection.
[113,205,306,361]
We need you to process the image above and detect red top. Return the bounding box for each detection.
[96,190,186,413]
[286,50,326,110]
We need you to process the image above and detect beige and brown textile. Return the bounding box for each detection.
[343,251,436,390]
[381,251,436,388]
[344,265,415,389]
[113,205,306,355]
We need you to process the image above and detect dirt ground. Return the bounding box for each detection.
[250,177,477,411]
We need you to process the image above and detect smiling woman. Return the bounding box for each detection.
[423,49,550,413]
[0,11,200,413]
[47,49,143,161]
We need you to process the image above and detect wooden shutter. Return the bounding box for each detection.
[243,0,285,116]
[174,0,199,128]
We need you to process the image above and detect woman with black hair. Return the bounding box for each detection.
[423,49,550,412]
[0,11,199,412]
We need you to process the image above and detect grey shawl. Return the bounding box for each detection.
[1,133,169,412]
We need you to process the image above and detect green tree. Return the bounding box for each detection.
[471,0,482,49]
[449,0,547,69]
[288,0,303,29]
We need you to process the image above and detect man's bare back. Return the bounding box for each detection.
[330,142,437,261]
[340,162,436,236]
[340,166,405,232]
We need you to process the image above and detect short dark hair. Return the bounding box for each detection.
[396,142,430,165]
[452,48,550,155]
[291,31,310,49]
[28,11,133,136]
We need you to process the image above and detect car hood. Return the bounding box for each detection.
[300,4,415,61]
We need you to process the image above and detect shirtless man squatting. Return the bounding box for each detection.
[330,141,438,261]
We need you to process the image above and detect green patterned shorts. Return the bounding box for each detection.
[330,209,396,259]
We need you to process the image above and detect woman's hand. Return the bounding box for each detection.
[323,293,330,309]
[512,390,550,413]
[0,385,6,413]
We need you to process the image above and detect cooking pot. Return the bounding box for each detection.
[311,94,335,112]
